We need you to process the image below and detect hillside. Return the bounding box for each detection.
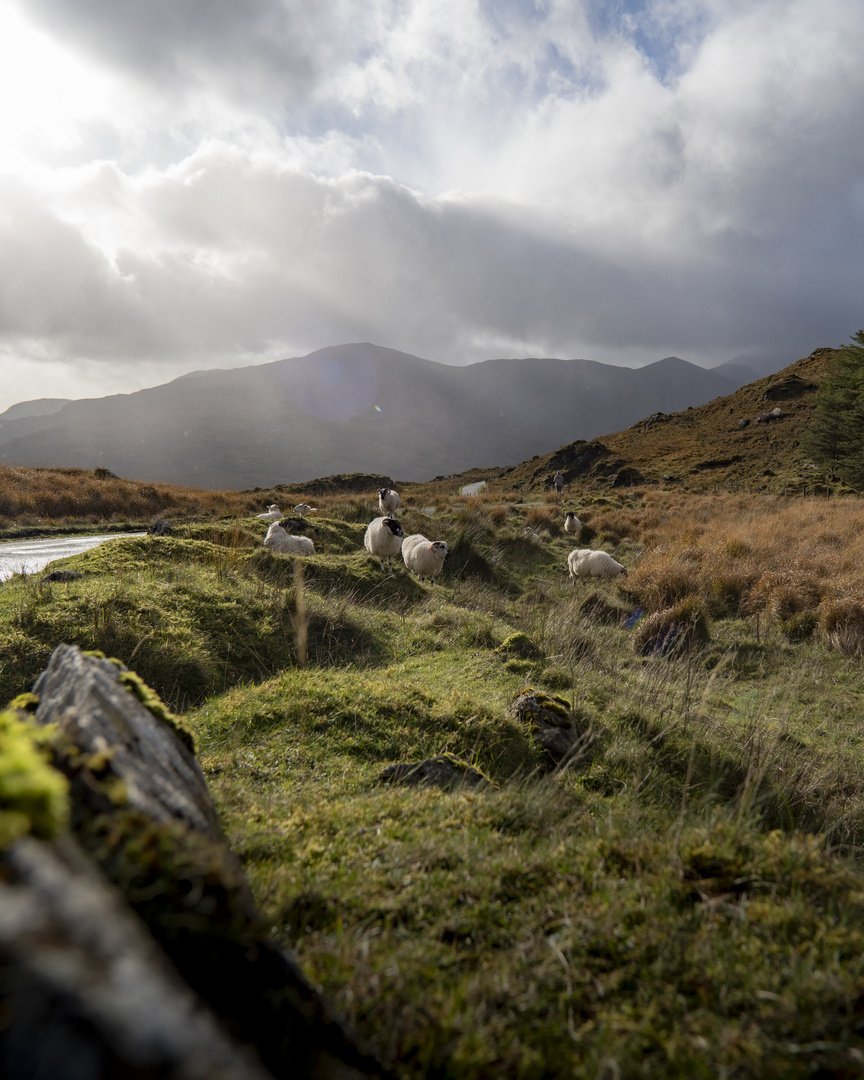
[7,467,864,1076]
[470,347,837,495]
[0,343,749,489]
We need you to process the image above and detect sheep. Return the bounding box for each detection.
[567,548,626,583]
[564,512,581,536]
[364,516,405,574]
[256,504,283,521]
[402,533,450,584]
[378,487,401,516]
[263,521,315,555]
[552,471,564,495]
[293,503,318,517]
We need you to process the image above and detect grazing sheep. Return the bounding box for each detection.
[293,503,318,517]
[552,471,564,495]
[564,512,581,536]
[567,548,626,583]
[378,488,401,516]
[256,504,283,521]
[402,533,450,584]
[364,516,405,574]
[263,521,315,555]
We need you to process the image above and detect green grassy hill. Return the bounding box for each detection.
[5,447,864,1076]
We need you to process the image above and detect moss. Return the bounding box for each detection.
[0,709,69,848]
[496,631,542,658]
[7,692,39,713]
[118,669,196,754]
[514,687,573,722]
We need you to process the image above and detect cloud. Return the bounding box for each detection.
[1,0,863,411]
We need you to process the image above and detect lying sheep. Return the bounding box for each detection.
[567,548,626,583]
[263,521,315,555]
[402,533,450,584]
[256,504,283,521]
[364,516,405,574]
[293,503,318,517]
[564,512,581,536]
[378,487,401,516]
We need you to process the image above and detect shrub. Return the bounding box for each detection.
[620,551,701,612]
[631,596,710,657]
[819,598,864,658]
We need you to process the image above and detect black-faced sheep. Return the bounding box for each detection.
[564,512,581,536]
[364,516,405,574]
[263,521,315,555]
[378,488,401,516]
[567,548,626,583]
[402,533,449,584]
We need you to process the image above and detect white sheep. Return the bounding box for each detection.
[256,504,283,521]
[567,548,626,583]
[564,512,582,536]
[402,533,450,584]
[293,503,318,517]
[378,487,401,516]
[263,521,315,555]
[364,516,405,575]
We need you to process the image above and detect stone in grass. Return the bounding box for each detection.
[510,688,590,765]
[0,836,274,1080]
[378,753,494,791]
[14,643,395,1080]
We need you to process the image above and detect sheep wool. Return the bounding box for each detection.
[364,516,405,574]
[567,548,626,582]
[263,522,315,555]
[256,504,283,521]
[378,488,401,516]
[402,533,450,584]
[564,512,582,536]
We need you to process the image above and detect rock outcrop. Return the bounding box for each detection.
[0,644,393,1080]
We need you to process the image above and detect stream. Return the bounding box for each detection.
[0,533,146,583]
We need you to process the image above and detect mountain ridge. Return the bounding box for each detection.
[0,343,774,489]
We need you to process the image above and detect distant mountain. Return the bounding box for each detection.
[495,348,836,493]
[0,398,70,422]
[714,352,790,380]
[0,344,756,488]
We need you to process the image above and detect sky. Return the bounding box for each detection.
[1,0,862,412]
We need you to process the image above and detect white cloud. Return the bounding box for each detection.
[1,0,863,410]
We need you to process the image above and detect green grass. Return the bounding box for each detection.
[6,502,864,1076]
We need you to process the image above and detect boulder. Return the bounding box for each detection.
[2,645,393,1080]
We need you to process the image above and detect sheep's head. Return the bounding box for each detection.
[432,541,450,559]
[383,518,404,537]
[378,487,389,498]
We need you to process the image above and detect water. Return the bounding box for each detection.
[0,533,146,583]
